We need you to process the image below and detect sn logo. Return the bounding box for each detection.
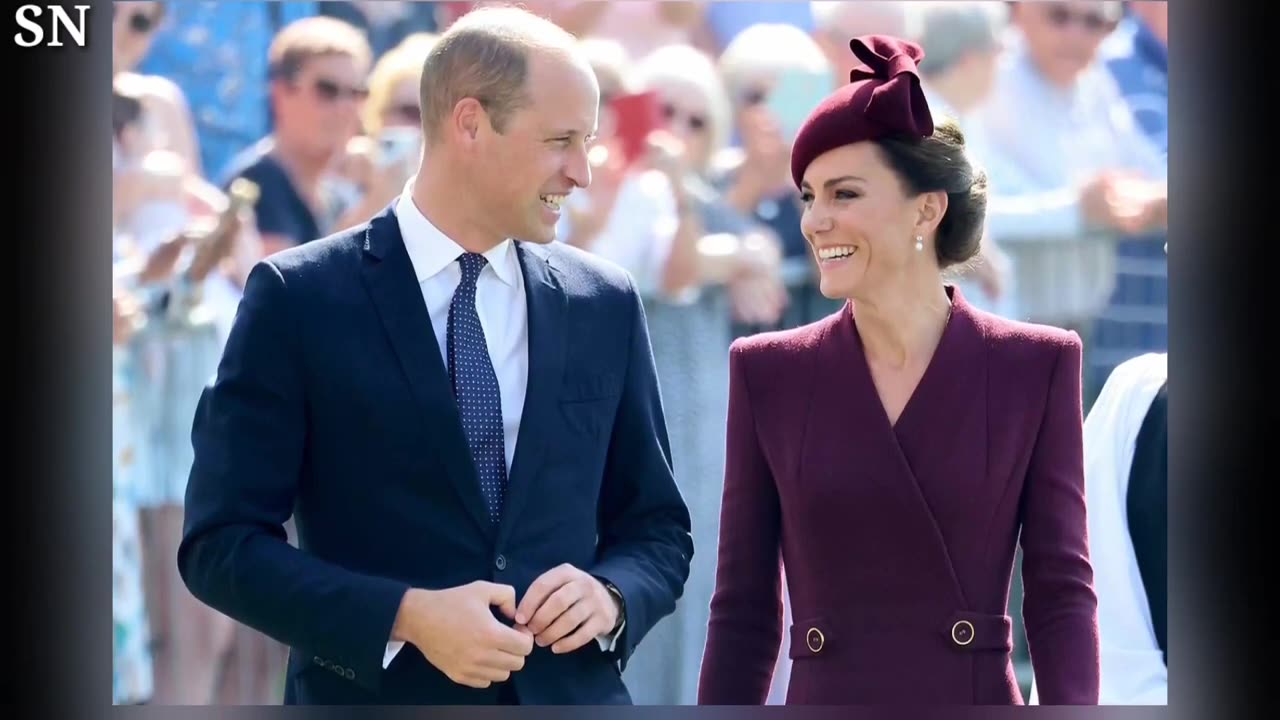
[13,4,89,48]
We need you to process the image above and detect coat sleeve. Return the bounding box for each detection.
[1019,332,1102,704]
[177,260,411,695]
[697,341,784,704]
[589,274,694,671]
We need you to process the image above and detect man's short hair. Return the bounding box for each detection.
[268,16,372,82]
[419,6,580,142]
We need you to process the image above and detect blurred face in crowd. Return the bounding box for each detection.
[799,142,941,300]
[1014,1,1119,87]
[381,75,423,131]
[465,49,597,244]
[1129,1,1168,44]
[656,79,713,172]
[273,53,369,159]
[812,3,907,84]
[949,44,1002,112]
[112,1,163,74]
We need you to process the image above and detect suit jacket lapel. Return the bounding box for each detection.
[497,243,567,546]
[359,206,493,538]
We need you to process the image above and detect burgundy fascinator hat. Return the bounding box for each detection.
[790,35,935,188]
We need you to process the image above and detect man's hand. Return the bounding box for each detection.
[391,582,534,689]
[515,564,620,654]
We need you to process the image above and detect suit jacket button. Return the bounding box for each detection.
[345,668,356,680]
[806,628,824,653]
[952,620,974,646]
[334,664,346,676]
[495,554,507,571]
[313,656,324,666]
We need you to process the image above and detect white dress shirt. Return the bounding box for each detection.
[383,181,623,669]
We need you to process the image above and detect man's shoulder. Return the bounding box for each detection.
[262,223,367,281]
[532,241,637,297]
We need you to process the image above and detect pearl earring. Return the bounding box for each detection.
[915,235,924,252]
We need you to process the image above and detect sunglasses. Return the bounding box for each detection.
[126,11,157,34]
[386,102,421,123]
[661,103,707,133]
[1044,4,1118,33]
[310,78,369,102]
[740,87,768,107]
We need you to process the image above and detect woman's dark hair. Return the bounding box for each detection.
[112,89,143,140]
[874,115,988,269]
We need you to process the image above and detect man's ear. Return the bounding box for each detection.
[452,97,486,147]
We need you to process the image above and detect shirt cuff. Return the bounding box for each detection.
[384,640,404,669]
[596,615,626,652]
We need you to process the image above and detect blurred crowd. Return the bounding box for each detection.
[112,0,1168,705]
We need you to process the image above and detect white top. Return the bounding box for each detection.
[383,180,621,668]
[1030,352,1168,704]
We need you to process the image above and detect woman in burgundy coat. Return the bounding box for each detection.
[696,35,1100,705]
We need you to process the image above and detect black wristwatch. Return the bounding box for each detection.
[603,580,625,632]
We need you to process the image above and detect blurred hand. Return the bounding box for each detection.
[113,288,142,345]
[225,208,264,288]
[515,564,620,655]
[728,272,788,326]
[391,582,534,689]
[644,129,689,191]
[1081,171,1164,235]
[138,233,188,285]
[339,135,409,211]
[972,245,1010,302]
[183,206,247,284]
[729,233,788,325]
[737,107,792,192]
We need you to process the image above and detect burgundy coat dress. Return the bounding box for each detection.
[697,286,1100,705]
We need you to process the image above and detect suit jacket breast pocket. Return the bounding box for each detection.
[559,372,619,441]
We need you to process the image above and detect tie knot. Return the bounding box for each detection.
[458,252,487,284]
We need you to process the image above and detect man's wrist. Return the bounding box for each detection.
[602,580,625,633]
[391,588,429,644]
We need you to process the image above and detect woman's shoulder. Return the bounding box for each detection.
[967,303,1082,357]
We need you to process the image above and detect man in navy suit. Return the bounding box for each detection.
[177,7,693,705]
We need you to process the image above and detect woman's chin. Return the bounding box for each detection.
[817,267,861,300]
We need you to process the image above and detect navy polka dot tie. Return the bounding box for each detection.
[447,253,507,525]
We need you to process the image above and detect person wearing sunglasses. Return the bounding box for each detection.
[715,24,840,336]
[219,16,372,260]
[112,1,227,214]
[1083,1,1169,429]
[967,1,1167,403]
[329,32,442,230]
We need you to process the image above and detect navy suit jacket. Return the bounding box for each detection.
[178,205,694,704]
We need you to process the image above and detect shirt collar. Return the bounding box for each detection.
[395,178,519,287]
